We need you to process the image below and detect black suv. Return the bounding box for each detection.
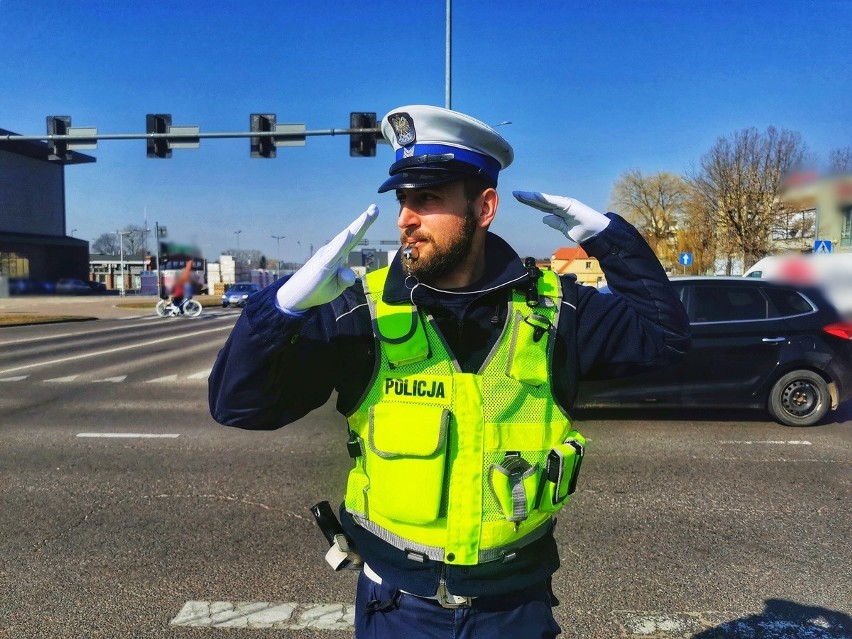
[576,277,852,426]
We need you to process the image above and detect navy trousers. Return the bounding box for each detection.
[354,570,561,638]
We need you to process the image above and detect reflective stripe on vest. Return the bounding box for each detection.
[344,266,585,566]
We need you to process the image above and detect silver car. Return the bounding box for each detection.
[221,282,262,308]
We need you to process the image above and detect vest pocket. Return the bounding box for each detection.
[488,454,540,524]
[506,311,551,387]
[538,436,586,512]
[366,403,449,525]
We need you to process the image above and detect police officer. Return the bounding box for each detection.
[209,105,690,638]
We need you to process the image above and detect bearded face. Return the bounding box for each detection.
[402,202,478,283]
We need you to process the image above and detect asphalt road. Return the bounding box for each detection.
[1,313,849,638]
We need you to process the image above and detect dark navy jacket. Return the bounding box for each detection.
[208,213,690,597]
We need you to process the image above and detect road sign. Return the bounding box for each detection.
[679,252,693,266]
[814,240,833,254]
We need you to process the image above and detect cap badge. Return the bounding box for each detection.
[389,112,416,146]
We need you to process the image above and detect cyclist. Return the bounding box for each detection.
[169,262,193,316]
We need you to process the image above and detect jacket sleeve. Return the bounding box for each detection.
[570,213,691,380]
[208,281,343,430]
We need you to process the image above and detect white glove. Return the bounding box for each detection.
[276,205,379,313]
[513,191,610,243]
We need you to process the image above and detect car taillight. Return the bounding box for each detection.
[823,323,852,340]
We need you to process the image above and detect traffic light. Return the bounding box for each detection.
[146,114,172,158]
[250,114,277,158]
[159,241,170,264]
[46,116,71,161]
[350,112,377,157]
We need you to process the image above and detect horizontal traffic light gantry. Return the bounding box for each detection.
[0,113,384,160]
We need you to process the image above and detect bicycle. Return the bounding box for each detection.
[155,297,203,318]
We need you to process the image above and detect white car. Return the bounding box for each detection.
[744,253,852,319]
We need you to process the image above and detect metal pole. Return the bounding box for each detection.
[117,232,125,297]
[0,128,383,143]
[155,222,163,298]
[272,235,285,278]
[445,0,452,110]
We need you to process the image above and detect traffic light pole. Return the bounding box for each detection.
[0,126,384,149]
[155,222,163,299]
[1,113,385,159]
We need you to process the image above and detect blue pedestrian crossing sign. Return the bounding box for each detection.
[814,240,833,254]
[679,252,693,266]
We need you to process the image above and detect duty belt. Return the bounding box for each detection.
[351,514,555,564]
[363,563,476,609]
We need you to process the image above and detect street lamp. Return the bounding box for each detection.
[116,231,132,297]
[272,234,286,277]
[70,228,78,236]
[234,230,242,251]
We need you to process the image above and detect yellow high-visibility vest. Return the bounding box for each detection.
[344,266,585,566]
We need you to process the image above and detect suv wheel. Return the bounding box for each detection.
[768,370,829,427]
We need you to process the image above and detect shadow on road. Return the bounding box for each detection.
[691,598,851,638]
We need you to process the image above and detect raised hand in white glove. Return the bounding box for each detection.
[512,191,610,243]
[276,205,379,313]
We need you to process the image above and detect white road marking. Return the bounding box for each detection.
[171,604,848,636]
[145,374,179,383]
[44,375,80,382]
[187,368,212,380]
[0,324,232,376]
[614,610,848,637]
[0,313,234,346]
[719,440,812,445]
[92,375,127,383]
[0,318,158,345]
[76,433,180,438]
[0,375,28,382]
[620,612,698,635]
[170,601,354,630]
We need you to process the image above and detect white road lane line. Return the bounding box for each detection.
[187,368,212,380]
[145,374,179,383]
[718,440,812,445]
[92,375,127,383]
[0,376,28,382]
[170,601,354,630]
[76,433,180,438]
[0,313,233,346]
[45,375,80,382]
[0,324,232,376]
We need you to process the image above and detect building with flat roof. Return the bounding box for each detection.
[0,127,94,285]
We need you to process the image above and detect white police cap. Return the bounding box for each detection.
[377,105,514,193]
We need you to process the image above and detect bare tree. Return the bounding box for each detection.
[828,146,852,173]
[119,224,148,256]
[610,169,687,267]
[91,233,120,255]
[690,126,808,270]
[92,225,149,256]
[676,182,719,275]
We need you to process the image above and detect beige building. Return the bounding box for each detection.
[551,246,605,288]
[779,172,852,254]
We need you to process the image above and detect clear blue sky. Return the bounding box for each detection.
[1,0,849,262]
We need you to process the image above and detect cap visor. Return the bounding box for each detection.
[378,170,478,194]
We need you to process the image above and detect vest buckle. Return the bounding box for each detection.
[523,314,552,342]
